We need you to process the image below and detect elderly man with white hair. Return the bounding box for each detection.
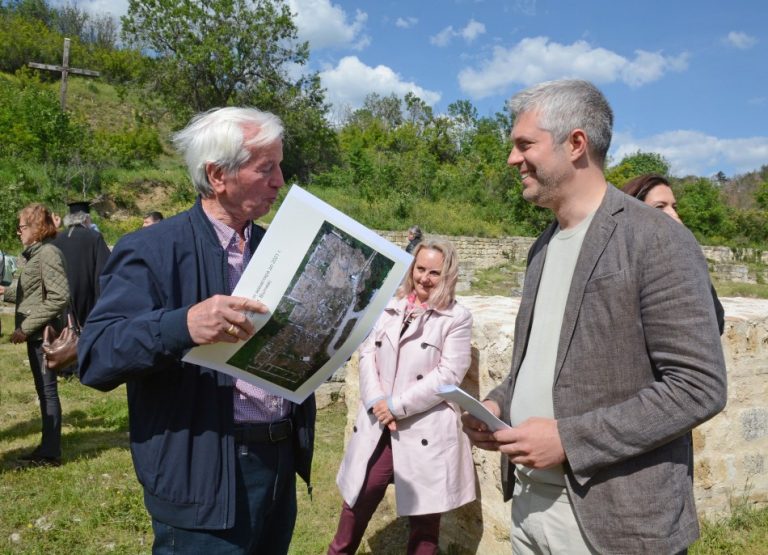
[79,107,316,555]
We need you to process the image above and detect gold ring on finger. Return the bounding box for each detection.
[226,323,238,336]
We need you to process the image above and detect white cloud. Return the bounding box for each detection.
[430,19,486,47]
[513,0,537,16]
[395,16,418,29]
[724,31,758,50]
[461,19,486,42]
[51,0,127,18]
[287,0,370,51]
[319,56,441,115]
[431,26,456,47]
[458,36,689,98]
[612,130,768,177]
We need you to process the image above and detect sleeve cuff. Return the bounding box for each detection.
[389,396,406,418]
[159,306,194,354]
[365,395,385,412]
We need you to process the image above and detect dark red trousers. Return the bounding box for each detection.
[328,429,441,555]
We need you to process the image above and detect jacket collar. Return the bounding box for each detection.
[22,240,46,260]
[189,196,266,253]
[382,294,457,317]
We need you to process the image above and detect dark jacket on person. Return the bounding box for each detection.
[712,285,725,335]
[78,197,316,530]
[405,238,421,254]
[52,224,110,326]
[3,241,69,339]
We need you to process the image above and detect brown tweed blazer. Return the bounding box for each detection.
[487,184,727,554]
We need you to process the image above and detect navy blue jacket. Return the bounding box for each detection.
[78,198,315,530]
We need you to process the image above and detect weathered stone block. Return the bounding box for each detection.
[741,408,768,441]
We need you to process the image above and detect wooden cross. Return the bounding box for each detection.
[28,38,100,110]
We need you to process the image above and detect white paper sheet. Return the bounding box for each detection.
[183,185,413,402]
[436,384,510,431]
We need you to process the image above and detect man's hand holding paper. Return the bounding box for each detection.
[187,295,269,345]
[461,399,503,451]
[493,417,566,469]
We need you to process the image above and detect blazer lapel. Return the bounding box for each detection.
[553,186,622,383]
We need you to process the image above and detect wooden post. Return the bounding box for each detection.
[28,38,100,110]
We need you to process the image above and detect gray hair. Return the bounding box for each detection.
[508,79,613,166]
[408,225,422,239]
[64,211,90,227]
[172,107,284,197]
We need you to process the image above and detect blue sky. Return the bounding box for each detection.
[69,0,767,178]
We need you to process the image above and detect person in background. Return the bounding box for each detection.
[52,204,111,377]
[67,201,102,233]
[0,248,16,337]
[329,240,476,555]
[0,203,69,467]
[143,211,164,227]
[621,173,725,335]
[78,106,315,554]
[462,79,726,554]
[405,225,422,254]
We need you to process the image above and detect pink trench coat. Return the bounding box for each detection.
[336,297,477,516]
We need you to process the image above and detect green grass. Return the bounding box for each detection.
[711,279,768,299]
[468,261,527,297]
[1,312,766,553]
[469,263,768,299]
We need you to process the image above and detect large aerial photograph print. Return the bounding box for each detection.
[227,221,395,390]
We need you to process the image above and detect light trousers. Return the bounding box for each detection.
[510,473,597,555]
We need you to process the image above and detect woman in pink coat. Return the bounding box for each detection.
[328,240,476,555]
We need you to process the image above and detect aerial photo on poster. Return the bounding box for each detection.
[182,185,412,403]
[227,220,394,391]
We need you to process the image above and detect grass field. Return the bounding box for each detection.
[469,262,768,299]
[1,313,766,554]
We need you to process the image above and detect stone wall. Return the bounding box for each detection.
[379,230,534,292]
[337,295,768,554]
[381,231,766,286]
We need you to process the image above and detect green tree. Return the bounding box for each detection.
[121,0,334,181]
[676,178,728,239]
[122,0,304,119]
[605,151,671,187]
[753,179,768,210]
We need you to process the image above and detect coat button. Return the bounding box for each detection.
[416,374,423,380]
[421,439,428,446]
[353,426,358,432]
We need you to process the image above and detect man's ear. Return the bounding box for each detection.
[568,129,589,162]
[206,162,227,193]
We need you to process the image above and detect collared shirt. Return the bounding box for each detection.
[204,210,290,423]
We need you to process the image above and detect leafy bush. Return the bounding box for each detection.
[677,179,729,240]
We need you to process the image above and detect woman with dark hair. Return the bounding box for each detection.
[329,240,476,555]
[0,203,70,466]
[622,174,725,334]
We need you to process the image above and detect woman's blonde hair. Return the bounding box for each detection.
[397,239,459,310]
[19,203,57,244]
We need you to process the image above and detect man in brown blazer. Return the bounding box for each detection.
[462,79,727,554]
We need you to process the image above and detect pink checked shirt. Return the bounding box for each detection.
[205,211,291,423]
